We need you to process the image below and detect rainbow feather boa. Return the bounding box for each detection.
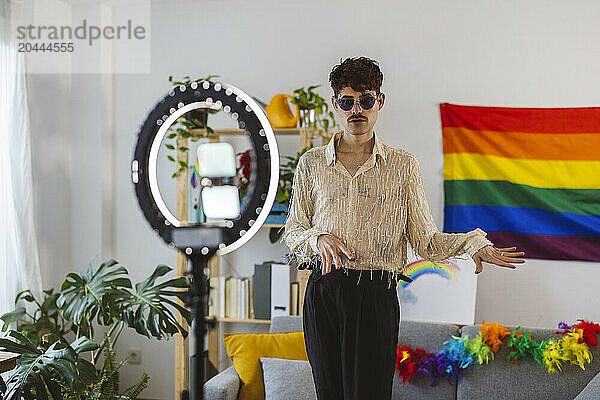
[396,319,600,386]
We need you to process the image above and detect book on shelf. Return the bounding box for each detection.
[297,269,310,316]
[219,275,253,320]
[219,276,226,317]
[208,276,226,318]
[239,277,250,319]
[248,275,254,319]
[212,263,304,321]
[225,277,240,318]
[208,276,217,317]
[233,277,241,319]
[224,277,231,318]
[290,282,299,315]
[236,278,242,319]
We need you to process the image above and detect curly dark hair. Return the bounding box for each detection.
[329,56,384,97]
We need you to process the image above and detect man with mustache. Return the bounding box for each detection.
[281,56,524,400]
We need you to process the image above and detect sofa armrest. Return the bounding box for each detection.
[203,365,241,400]
[574,371,600,400]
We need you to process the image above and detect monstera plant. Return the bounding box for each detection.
[0,289,67,347]
[0,332,97,399]
[0,257,192,400]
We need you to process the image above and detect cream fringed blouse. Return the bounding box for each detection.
[280,131,492,283]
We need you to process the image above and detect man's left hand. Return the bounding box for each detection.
[472,245,525,274]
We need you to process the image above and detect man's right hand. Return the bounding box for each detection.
[316,234,355,274]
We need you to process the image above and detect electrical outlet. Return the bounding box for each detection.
[127,348,142,364]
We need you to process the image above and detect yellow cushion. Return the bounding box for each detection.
[223,331,308,400]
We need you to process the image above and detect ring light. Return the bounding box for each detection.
[132,81,279,256]
[131,80,280,400]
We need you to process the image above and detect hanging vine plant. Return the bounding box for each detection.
[164,74,221,178]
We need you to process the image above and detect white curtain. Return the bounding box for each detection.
[0,0,42,315]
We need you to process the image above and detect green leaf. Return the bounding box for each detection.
[180,120,195,129]
[0,331,98,400]
[167,133,177,139]
[70,336,98,354]
[167,155,175,162]
[40,293,59,317]
[291,84,329,112]
[15,291,36,305]
[119,265,192,339]
[57,258,132,331]
[178,147,189,152]
[165,144,175,150]
[1,308,26,331]
[2,289,67,348]
[120,372,149,400]
[81,334,148,399]
[76,358,97,388]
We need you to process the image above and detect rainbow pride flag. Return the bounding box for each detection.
[441,103,600,261]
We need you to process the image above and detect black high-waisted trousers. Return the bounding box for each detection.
[302,265,400,400]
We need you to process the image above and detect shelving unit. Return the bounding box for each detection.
[174,126,333,396]
[217,317,271,324]
[262,223,285,228]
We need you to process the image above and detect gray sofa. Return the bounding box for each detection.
[204,315,600,399]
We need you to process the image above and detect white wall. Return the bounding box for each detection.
[29,0,600,398]
[28,72,73,289]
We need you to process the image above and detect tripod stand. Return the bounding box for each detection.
[180,251,217,400]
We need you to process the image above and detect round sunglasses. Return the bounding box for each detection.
[336,93,380,111]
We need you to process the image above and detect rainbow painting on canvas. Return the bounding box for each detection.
[399,259,460,288]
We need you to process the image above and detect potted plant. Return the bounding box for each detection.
[0,257,192,399]
[265,146,311,243]
[276,146,310,207]
[165,75,220,178]
[291,85,337,132]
